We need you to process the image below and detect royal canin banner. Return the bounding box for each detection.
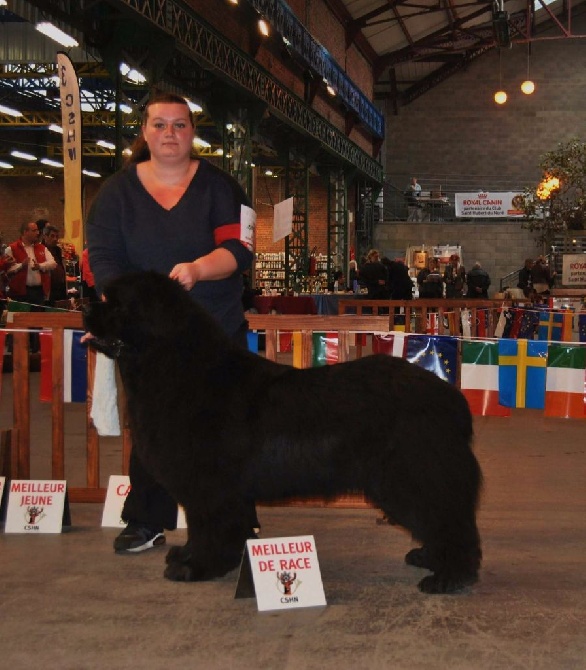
[455,192,524,218]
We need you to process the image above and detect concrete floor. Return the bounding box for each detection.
[1,381,585,669]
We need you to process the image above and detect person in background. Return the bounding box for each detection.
[443,253,466,299]
[417,257,443,298]
[327,269,346,292]
[42,224,68,305]
[86,90,259,554]
[386,258,413,300]
[466,262,491,298]
[348,259,359,292]
[5,221,57,305]
[517,258,534,298]
[531,255,555,296]
[80,247,99,302]
[359,249,389,298]
[405,176,423,222]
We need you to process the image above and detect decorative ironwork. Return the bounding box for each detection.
[113,0,382,184]
[245,0,384,139]
[285,162,309,291]
[327,169,348,281]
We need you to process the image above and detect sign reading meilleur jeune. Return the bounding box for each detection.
[5,480,67,533]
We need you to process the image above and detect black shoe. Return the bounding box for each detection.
[113,523,166,553]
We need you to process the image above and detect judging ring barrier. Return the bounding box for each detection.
[3,312,389,506]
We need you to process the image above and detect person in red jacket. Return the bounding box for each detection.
[5,221,57,305]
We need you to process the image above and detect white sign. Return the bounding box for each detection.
[562,254,586,286]
[240,535,327,612]
[101,474,186,528]
[5,480,67,534]
[101,475,131,528]
[273,197,294,243]
[240,204,256,252]
[455,192,524,218]
[0,475,5,515]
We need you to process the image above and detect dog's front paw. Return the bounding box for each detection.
[165,544,191,565]
[405,547,434,570]
[417,571,478,594]
[164,561,196,581]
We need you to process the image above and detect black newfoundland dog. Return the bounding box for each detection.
[84,271,482,594]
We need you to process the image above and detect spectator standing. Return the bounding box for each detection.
[531,256,555,296]
[359,249,389,298]
[405,177,423,222]
[517,258,534,298]
[466,262,491,298]
[417,257,443,298]
[443,253,466,299]
[5,221,56,305]
[86,91,258,554]
[42,224,68,304]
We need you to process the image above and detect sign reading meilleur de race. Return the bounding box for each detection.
[455,192,524,218]
[241,535,327,612]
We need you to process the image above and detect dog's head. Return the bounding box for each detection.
[83,271,201,358]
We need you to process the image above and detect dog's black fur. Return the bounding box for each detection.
[84,271,482,594]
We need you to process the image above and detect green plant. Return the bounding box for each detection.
[520,138,586,246]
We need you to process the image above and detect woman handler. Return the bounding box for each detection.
[86,91,259,553]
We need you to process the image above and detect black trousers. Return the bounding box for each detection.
[121,320,259,531]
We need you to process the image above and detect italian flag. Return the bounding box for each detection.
[461,341,511,416]
[544,344,586,419]
[372,331,407,357]
[312,332,339,366]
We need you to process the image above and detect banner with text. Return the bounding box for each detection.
[455,192,524,218]
[562,254,586,286]
[57,51,83,257]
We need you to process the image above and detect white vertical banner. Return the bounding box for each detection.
[57,51,83,258]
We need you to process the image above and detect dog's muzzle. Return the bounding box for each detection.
[87,337,127,359]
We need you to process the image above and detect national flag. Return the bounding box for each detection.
[292,331,303,369]
[538,311,573,342]
[40,330,87,403]
[517,308,539,339]
[460,341,511,416]
[579,314,586,343]
[247,330,259,354]
[406,335,458,384]
[544,344,586,418]
[494,308,508,338]
[312,332,338,366]
[372,332,407,357]
[508,308,523,339]
[0,331,6,401]
[498,339,547,408]
[476,309,487,338]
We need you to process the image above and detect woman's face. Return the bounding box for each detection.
[142,103,195,163]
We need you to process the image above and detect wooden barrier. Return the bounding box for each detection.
[5,312,390,506]
[338,299,508,337]
[6,311,132,503]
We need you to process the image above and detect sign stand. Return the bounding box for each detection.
[4,480,68,533]
[234,535,327,612]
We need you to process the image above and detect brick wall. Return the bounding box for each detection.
[254,174,329,255]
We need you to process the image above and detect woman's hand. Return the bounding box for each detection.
[169,261,201,291]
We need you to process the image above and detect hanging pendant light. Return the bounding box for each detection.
[494,49,507,104]
[521,43,535,94]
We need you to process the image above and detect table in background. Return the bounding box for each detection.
[252,295,317,315]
